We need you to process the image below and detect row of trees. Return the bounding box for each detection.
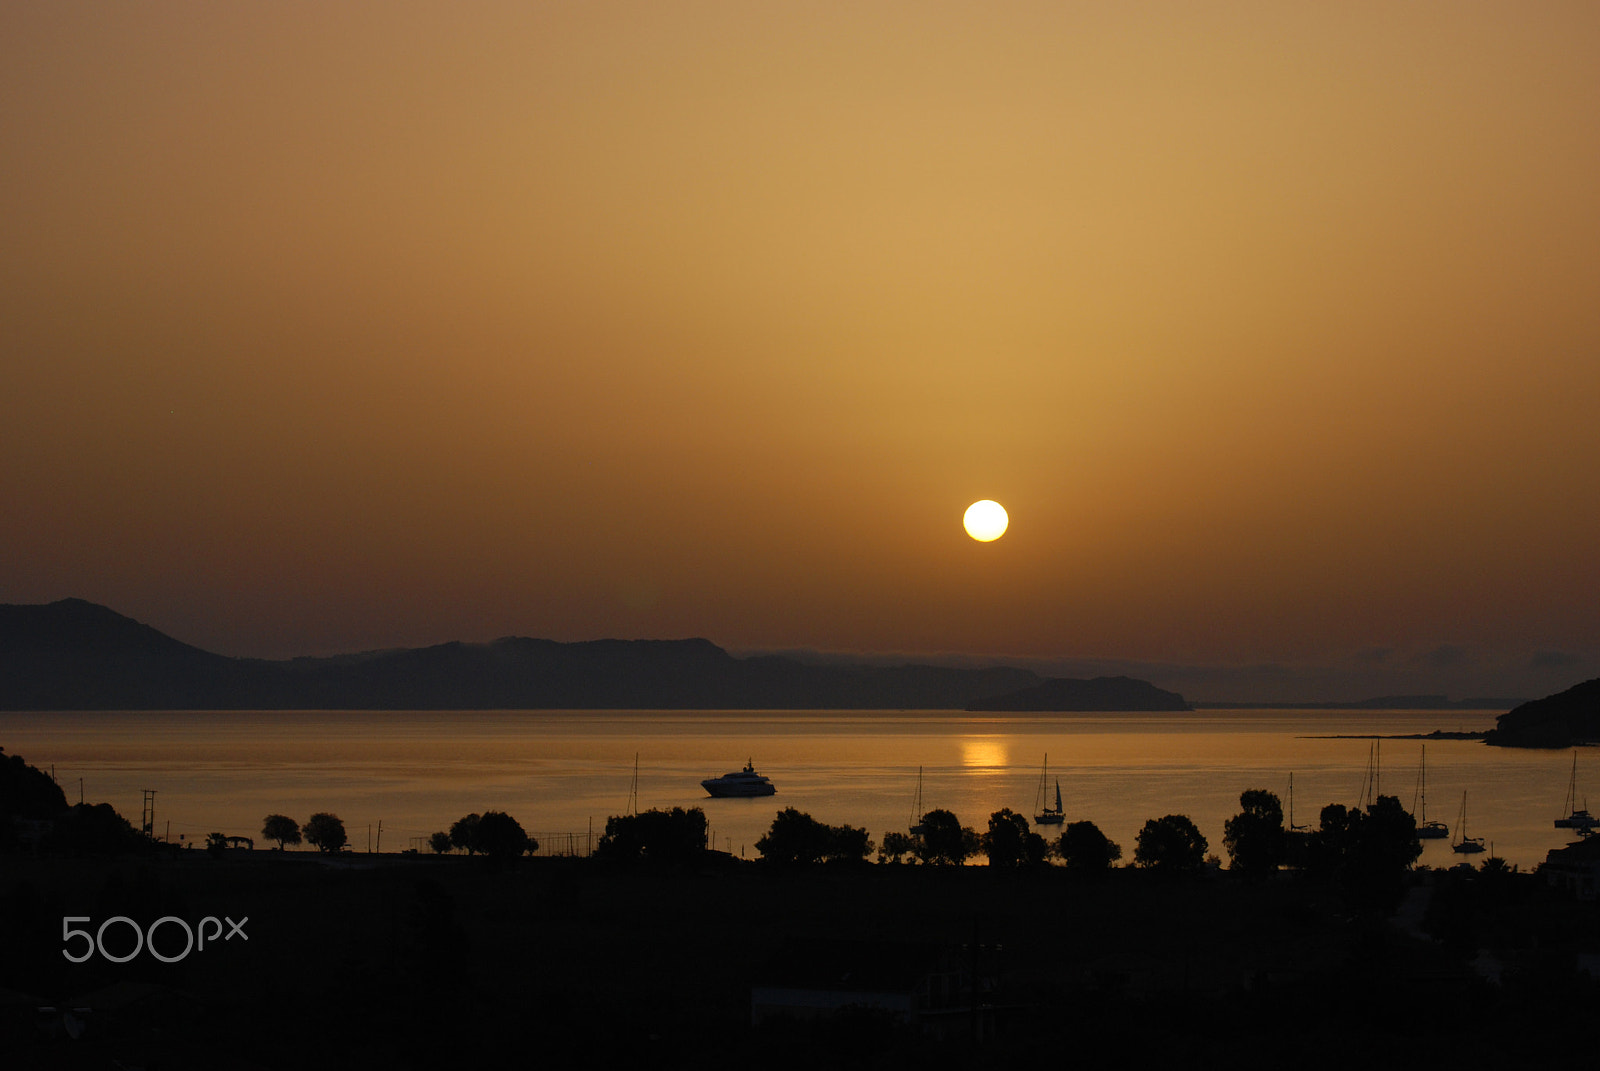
[255,786,1421,900]
[261,811,539,860]
[748,787,1423,896]
[877,808,1134,870]
[430,812,536,859]
[576,803,1209,872]
[262,813,347,853]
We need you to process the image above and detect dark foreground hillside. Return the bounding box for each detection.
[2,851,1596,1069]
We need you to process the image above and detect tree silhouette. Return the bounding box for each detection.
[983,808,1048,868]
[1057,820,1122,871]
[1306,802,1359,875]
[1306,795,1421,912]
[596,807,708,863]
[913,809,977,866]
[824,822,874,864]
[428,831,452,854]
[449,813,482,855]
[304,812,347,853]
[1133,814,1208,871]
[261,814,301,851]
[473,810,534,860]
[757,808,831,864]
[878,830,916,864]
[1358,794,1422,874]
[1223,789,1286,875]
[756,808,875,865]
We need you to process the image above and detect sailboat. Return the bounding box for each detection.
[1452,790,1485,854]
[1554,751,1598,833]
[1033,754,1064,826]
[1413,745,1450,840]
[909,766,928,834]
[1356,739,1381,809]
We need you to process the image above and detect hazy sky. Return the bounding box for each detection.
[4,3,1597,700]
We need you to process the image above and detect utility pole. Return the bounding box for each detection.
[375,819,382,854]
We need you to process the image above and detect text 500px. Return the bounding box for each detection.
[62,915,248,963]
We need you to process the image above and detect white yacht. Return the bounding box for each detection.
[701,760,777,798]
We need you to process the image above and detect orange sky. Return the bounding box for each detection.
[4,3,1597,699]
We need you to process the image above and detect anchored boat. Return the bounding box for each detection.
[1033,754,1064,826]
[1452,790,1485,855]
[701,759,777,798]
[1554,751,1597,834]
[1414,745,1450,840]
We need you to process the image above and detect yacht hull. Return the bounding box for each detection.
[701,781,776,798]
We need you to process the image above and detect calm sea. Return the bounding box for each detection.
[1,708,1589,870]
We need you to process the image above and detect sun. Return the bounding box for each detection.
[963,500,1008,542]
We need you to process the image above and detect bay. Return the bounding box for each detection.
[1,708,1587,870]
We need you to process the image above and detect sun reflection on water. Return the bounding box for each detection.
[961,738,1007,769]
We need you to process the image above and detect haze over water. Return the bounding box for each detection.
[4,708,1585,870]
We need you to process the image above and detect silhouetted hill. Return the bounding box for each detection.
[0,599,1042,710]
[0,598,282,709]
[0,746,69,819]
[1485,677,1600,748]
[967,675,1191,712]
[1191,695,1525,710]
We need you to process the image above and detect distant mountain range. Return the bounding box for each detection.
[4,599,1572,726]
[1191,695,1527,711]
[0,598,1184,712]
[966,676,1190,712]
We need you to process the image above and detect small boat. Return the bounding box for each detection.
[1413,745,1450,840]
[1452,790,1485,854]
[1033,754,1064,826]
[701,760,776,798]
[1554,751,1598,832]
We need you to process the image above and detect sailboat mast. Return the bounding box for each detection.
[1419,744,1427,823]
[627,752,639,815]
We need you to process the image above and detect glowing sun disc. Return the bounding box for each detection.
[963,500,1008,542]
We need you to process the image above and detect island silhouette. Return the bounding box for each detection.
[0,600,1574,735]
[0,598,1053,711]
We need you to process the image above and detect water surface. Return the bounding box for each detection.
[2,708,1584,869]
